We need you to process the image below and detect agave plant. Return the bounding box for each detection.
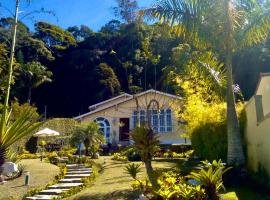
[188,159,231,200]
[0,109,42,169]
[124,163,142,180]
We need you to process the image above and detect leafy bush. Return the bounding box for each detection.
[191,122,227,161]
[57,147,76,158]
[68,156,93,164]
[162,150,194,159]
[112,153,128,161]
[46,151,59,164]
[131,171,207,200]
[188,160,231,200]
[19,148,39,159]
[191,106,246,161]
[111,146,141,161]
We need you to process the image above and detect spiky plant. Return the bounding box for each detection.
[188,159,231,200]
[131,125,160,188]
[142,0,270,166]
[125,163,142,180]
[0,109,42,168]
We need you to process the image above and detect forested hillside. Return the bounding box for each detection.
[0,0,269,117]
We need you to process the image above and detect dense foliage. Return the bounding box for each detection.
[0,0,268,118]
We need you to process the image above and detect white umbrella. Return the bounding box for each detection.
[34,128,60,137]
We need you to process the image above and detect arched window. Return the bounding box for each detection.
[94,117,110,142]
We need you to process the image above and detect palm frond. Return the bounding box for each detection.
[141,0,213,48]
[238,6,270,48]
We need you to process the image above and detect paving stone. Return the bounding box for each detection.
[66,164,85,169]
[25,195,59,200]
[38,189,69,195]
[48,182,83,189]
[59,178,82,183]
[66,170,92,174]
[64,174,91,178]
[68,168,92,171]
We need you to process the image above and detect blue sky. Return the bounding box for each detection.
[1,0,155,31]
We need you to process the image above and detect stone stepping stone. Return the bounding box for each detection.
[66,164,85,169]
[64,174,91,179]
[25,195,59,200]
[66,170,92,174]
[48,182,83,189]
[38,189,69,195]
[59,178,82,183]
[68,168,92,171]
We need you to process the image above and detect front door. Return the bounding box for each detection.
[119,118,130,141]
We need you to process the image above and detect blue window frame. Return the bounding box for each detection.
[94,117,110,142]
[151,110,158,132]
[166,109,172,132]
[132,111,138,128]
[131,108,173,133]
[140,110,146,125]
[159,109,165,132]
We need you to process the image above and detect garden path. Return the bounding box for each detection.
[0,159,59,200]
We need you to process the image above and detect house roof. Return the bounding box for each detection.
[255,73,270,95]
[74,89,182,120]
[88,93,132,110]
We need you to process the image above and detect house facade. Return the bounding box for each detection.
[245,73,270,176]
[75,89,188,146]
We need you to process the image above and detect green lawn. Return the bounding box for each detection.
[0,159,59,200]
[68,156,269,200]
[66,157,179,200]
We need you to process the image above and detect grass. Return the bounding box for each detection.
[0,159,59,200]
[67,156,270,200]
[66,156,180,200]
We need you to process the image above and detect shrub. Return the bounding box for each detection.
[19,148,39,159]
[131,171,207,200]
[46,151,59,164]
[191,122,227,161]
[188,160,232,200]
[112,153,128,161]
[57,147,76,158]
[162,150,194,159]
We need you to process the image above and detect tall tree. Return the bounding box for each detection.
[19,61,52,104]
[67,25,93,41]
[95,62,121,98]
[143,0,270,165]
[113,0,139,23]
[35,21,77,50]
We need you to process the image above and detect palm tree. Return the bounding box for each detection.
[71,122,105,156]
[20,61,52,104]
[143,0,270,166]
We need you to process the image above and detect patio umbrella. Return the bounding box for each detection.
[34,128,60,161]
[34,128,60,137]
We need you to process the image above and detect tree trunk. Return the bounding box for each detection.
[84,139,90,156]
[144,159,158,189]
[27,86,32,104]
[0,145,6,183]
[0,145,5,169]
[225,0,245,166]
